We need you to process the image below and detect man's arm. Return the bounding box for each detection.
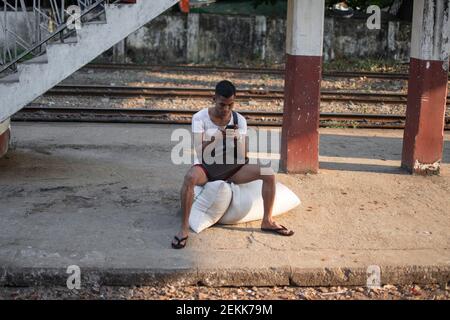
[235,133,248,164]
[193,131,222,164]
[193,114,216,164]
[236,114,248,163]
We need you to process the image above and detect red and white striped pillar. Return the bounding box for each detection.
[280,0,325,173]
[401,0,450,175]
[0,118,10,158]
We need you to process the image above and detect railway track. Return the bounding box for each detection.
[13,105,450,130]
[85,63,450,81]
[47,84,450,105]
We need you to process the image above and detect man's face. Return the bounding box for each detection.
[214,94,235,118]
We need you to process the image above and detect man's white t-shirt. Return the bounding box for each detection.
[192,108,247,164]
[192,108,247,135]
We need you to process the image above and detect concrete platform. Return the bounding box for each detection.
[0,122,449,287]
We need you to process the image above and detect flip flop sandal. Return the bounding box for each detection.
[172,235,189,249]
[261,224,294,236]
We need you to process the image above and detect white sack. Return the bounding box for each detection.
[218,180,301,225]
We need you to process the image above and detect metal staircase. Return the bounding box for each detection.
[0,0,179,123]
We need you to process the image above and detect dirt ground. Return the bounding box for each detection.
[64,66,408,92]
[1,124,449,292]
[31,66,449,117]
[0,284,449,300]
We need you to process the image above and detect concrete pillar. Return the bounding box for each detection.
[0,118,11,158]
[254,16,267,61]
[187,13,200,64]
[113,40,126,64]
[280,0,325,173]
[401,0,450,175]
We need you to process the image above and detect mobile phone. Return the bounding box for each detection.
[225,125,236,136]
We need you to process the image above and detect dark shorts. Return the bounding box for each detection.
[193,157,249,182]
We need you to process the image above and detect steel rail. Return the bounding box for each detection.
[84,63,450,81]
[13,105,450,130]
[46,84,450,105]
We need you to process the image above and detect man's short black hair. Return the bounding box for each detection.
[215,80,236,98]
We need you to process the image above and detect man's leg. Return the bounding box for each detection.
[228,164,293,235]
[172,165,208,248]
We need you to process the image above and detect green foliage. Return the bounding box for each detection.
[252,0,284,8]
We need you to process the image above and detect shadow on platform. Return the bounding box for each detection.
[317,133,450,174]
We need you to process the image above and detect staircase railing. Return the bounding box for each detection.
[0,0,122,77]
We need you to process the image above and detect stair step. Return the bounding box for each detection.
[0,72,20,84]
[23,54,48,64]
[83,19,108,26]
[49,36,79,45]
[0,0,179,122]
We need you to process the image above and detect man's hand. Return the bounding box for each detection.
[221,128,241,140]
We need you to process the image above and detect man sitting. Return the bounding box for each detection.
[172,80,294,249]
